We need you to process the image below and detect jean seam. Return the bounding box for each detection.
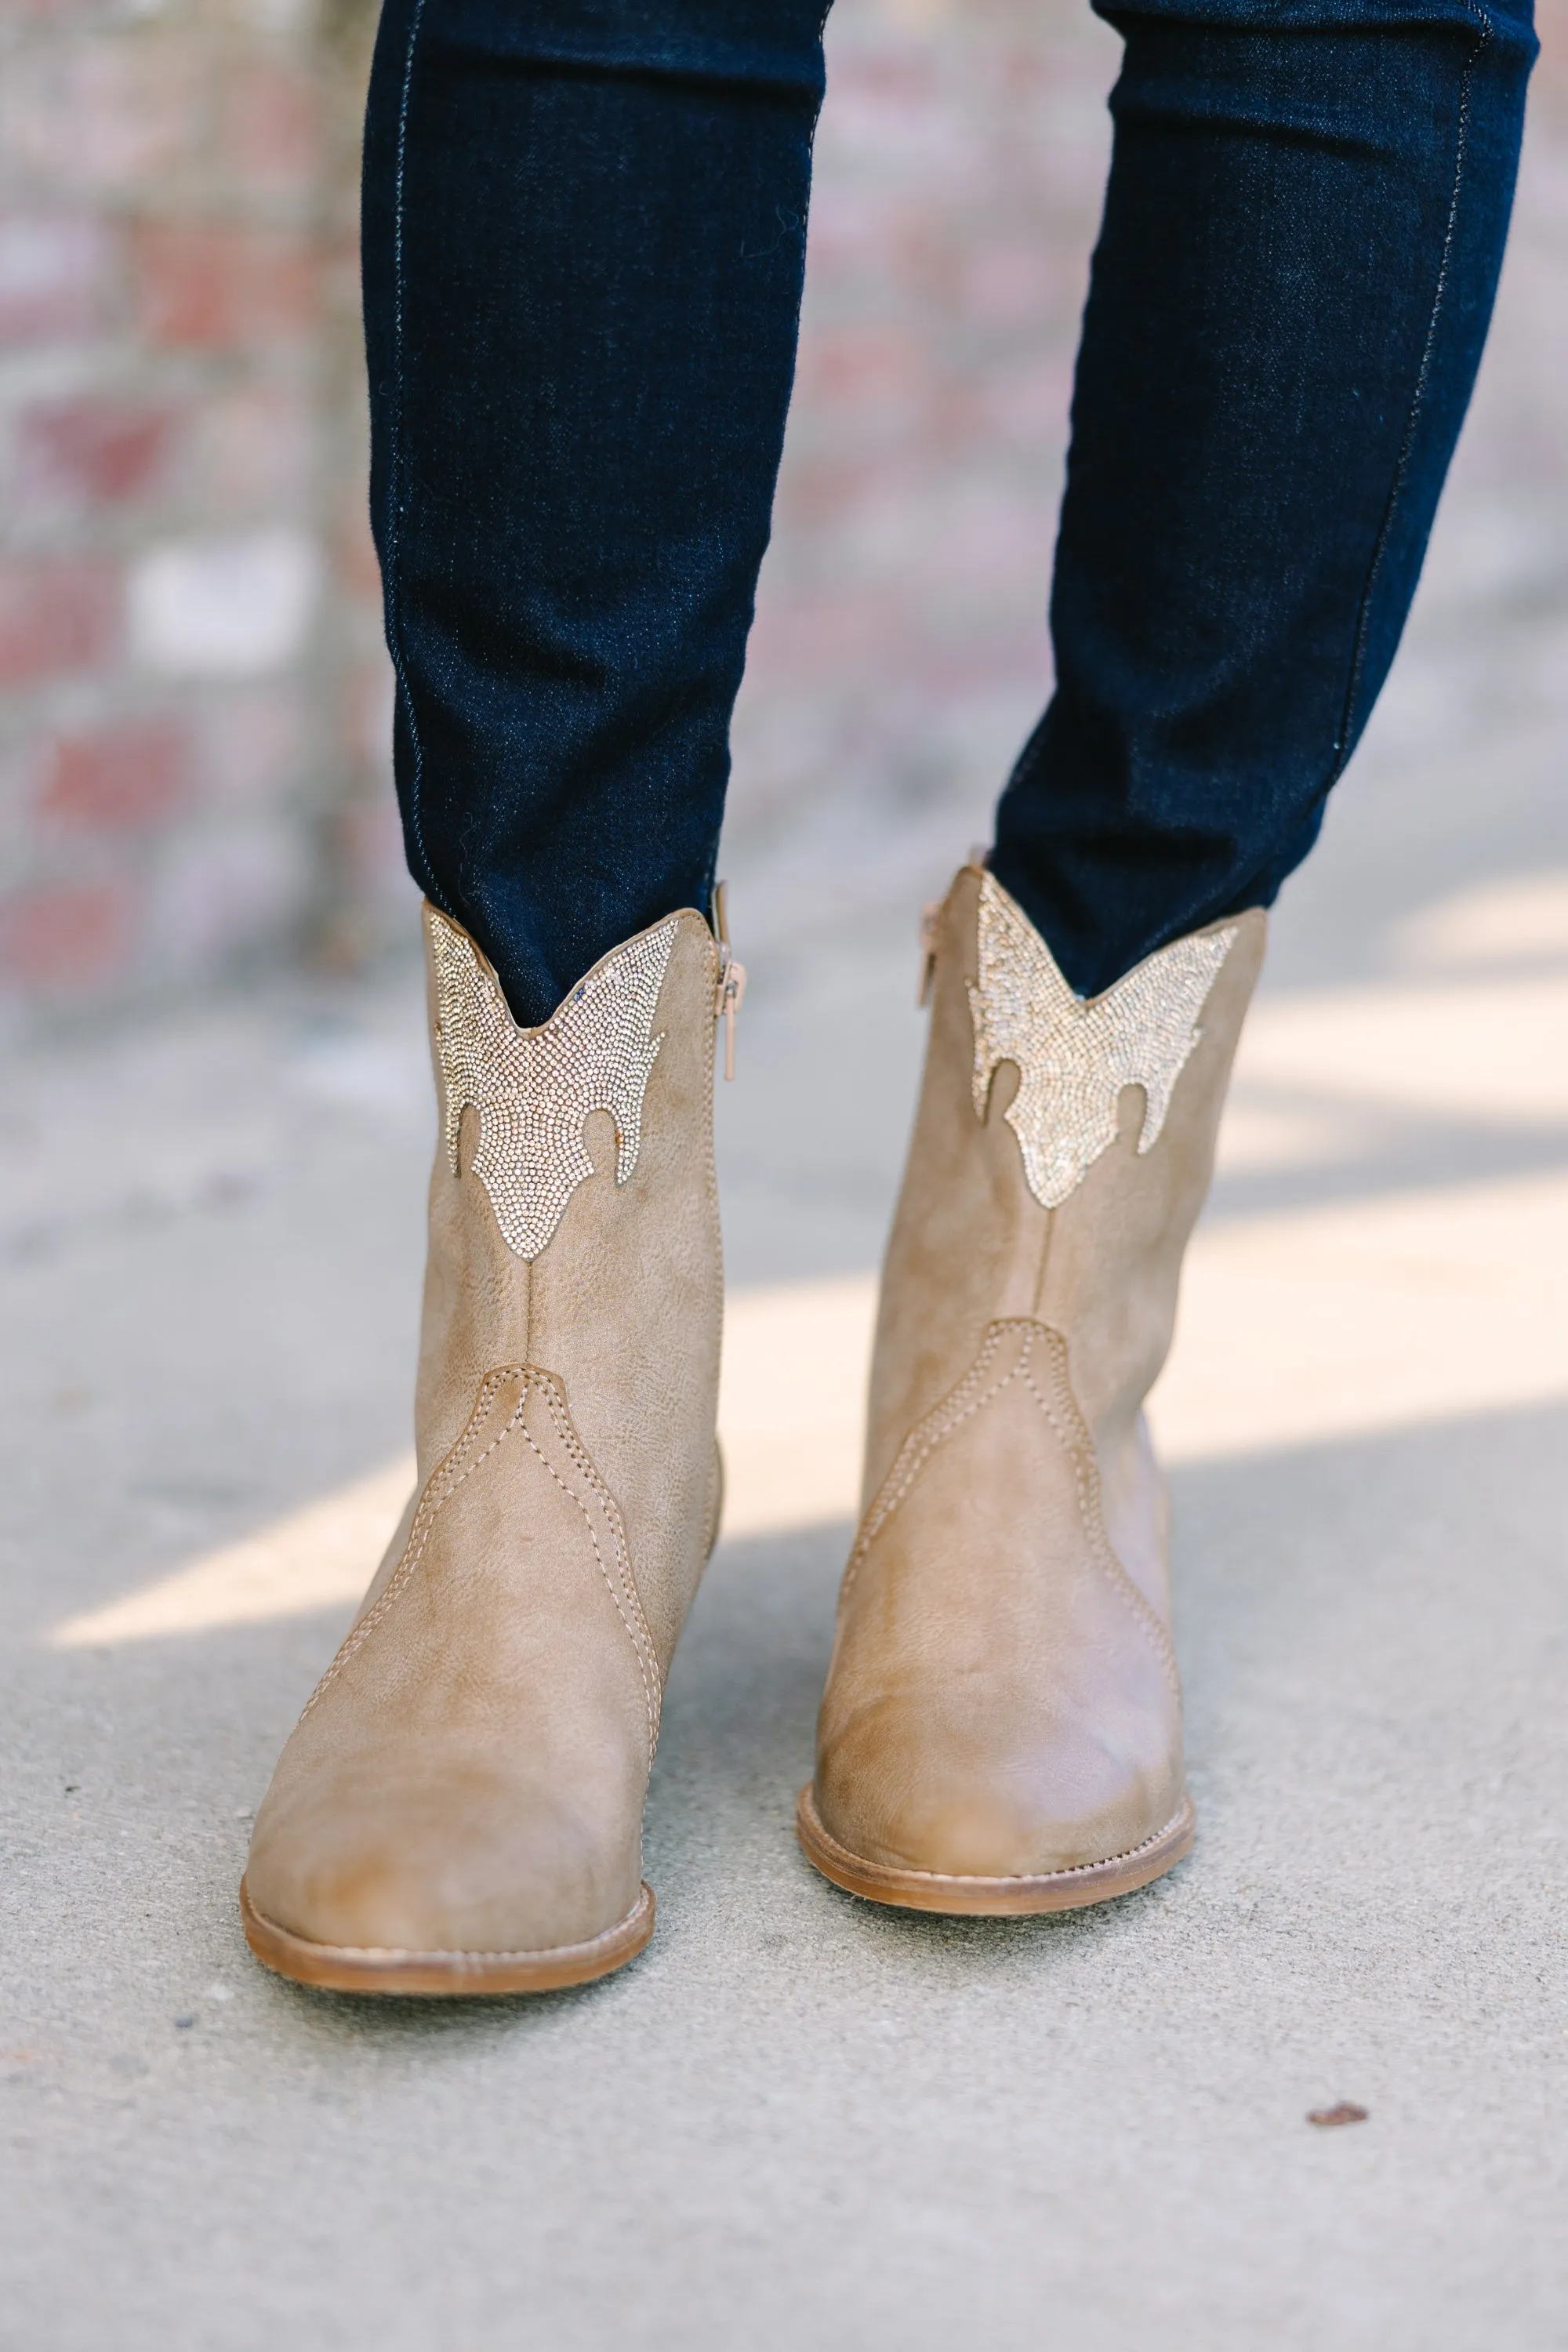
[385,0,437,898]
[1330,8,1490,778]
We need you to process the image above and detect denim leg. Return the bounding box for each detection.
[363,0,829,1022]
[992,0,1537,996]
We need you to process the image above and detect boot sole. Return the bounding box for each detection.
[239,1876,655,1995]
[796,1786,1196,1915]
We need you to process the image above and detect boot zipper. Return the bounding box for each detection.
[918,900,942,1007]
[711,880,747,1080]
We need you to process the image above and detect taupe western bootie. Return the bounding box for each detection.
[798,861,1265,1914]
[243,899,737,1992]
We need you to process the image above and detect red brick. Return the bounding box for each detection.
[0,562,119,686]
[42,719,188,831]
[332,783,410,922]
[135,222,319,352]
[345,656,396,768]
[334,506,383,603]
[192,385,315,514]
[964,245,1058,330]
[223,60,322,194]
[196,688,305,808]
[16,398,176,508]
[0,212,113,343]
[3,41,202,195]
[0,882,132,989]
[797,327,925,423]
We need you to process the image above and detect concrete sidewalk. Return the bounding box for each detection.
[4,4,1568,2344]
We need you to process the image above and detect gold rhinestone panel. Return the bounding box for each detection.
[429,909,679,1261]
[967,873,1236,1210]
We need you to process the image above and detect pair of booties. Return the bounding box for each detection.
[242,862,1264,1993]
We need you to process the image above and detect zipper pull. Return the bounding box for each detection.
[917,900,942,1007]
[711,880,747,1080]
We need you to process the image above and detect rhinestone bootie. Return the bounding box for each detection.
[798,861,1265,1914]
[243,900,735,1992]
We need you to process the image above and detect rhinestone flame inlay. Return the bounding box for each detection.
[967,873,1236,1210]
[428,908,679,1261]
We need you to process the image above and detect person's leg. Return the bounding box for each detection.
[362,0,829,1025]
[993,0,1537,997]
[801,0,1537,1916]
[245,1,828,1995]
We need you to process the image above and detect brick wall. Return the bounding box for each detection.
[0,0,1123,1015]
[0,0,395,1010]
[3,0,1560,1011]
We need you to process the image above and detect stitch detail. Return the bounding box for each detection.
[517,1381,661,1759]
[246,1882,652,1964]
[1334,17,1489,769]
[539,1386,662,1697]
[806,1797,1189,1886]
[1017,1338,1179,1695]
[385,0,433,887]
[846,1318,1178,1693]
[841,1326,1018,1607]
[296,1363,663,1759]
[300,1367,525,1719]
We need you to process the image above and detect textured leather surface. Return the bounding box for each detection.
[815,865,1265,1879]
[246,906,723,1958]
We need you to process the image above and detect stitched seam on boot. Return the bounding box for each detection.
[532,1374,662,1721]
[704,934,724,1557]
[848,1327,1019,1575]
[518,1377,662,1759]
[841,1323,1022,1606]
[295,1359,663,1761]
[805,1795,1190,1886]
[298,1368,526,1720]
[514,1424,658,1759]
[844,1318,1181,1698]
[254,1887,651,1965]
[1017,1331,1181,1698]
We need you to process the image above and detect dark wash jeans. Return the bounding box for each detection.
[364,0,1536,1023]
